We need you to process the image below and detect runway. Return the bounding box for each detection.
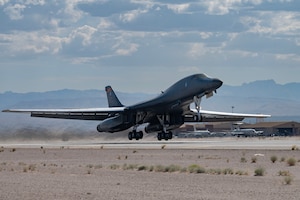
[1,137,299,149]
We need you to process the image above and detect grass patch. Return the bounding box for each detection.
[188,164,206,174]
[283,176,293,185]
[270,155,277,163]
[223,168,234,175]
[109,164,120,170]
[103,163,251,177]
[86,164,94,169]
[207,168,222,175]
[22,164,37,172]
[122,164,138,170]
[235,170,248,176]
[154,165,165,172]
[278,170,290,176]
[165,164,181,173]
[148,165,154,172]
[287,158,296,166]
[254,167,265,176]
[240,157,247,163]
[251,157,257,163]
[291,145,298,150]
[137,165,148,171]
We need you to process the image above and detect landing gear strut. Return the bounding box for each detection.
[193,95,201,122]
[128,130,143,140]
[155,115,174,141]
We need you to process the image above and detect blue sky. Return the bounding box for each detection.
[1,0,300,93]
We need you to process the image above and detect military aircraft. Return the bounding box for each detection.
[2,74,270,141]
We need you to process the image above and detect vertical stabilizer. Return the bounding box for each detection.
[105,86,124,107]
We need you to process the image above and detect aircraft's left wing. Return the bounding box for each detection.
[185,109,271,122]
[2,107,125,121]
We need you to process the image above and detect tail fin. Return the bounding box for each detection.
[105,86,124,107]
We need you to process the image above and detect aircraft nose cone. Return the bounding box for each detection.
[213,78,223,88]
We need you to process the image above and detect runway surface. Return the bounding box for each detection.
[1,137,299,149]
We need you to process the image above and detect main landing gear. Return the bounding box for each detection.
[128,130,143,140]
[156,115,173,141]
[157,131,173,141]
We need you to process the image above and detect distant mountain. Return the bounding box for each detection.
[0,89,155,109]
[1,80,300,140]
[219,80,300,100]
[199,80,300,117]
[1,80,300,116]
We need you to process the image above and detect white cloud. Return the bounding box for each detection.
[4,4,26,20]
[24,0,45,6]
[71,56,99,64]
[199,32,213,39]
[62,0,86,23]
[0,0,9,6]
[119,8,148,23]
[167,4,189,14]
[241,11,300,35]
[97,19,115,29]
[202,0,263,15]
[275,53,300,62]
[114,43,139,56]
[187,43,207,58]
[70,25,97,46]
[0,31,68,55]
[1,0,300,92]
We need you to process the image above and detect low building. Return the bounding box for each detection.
[177,121,300,137]
[241,121,300,136]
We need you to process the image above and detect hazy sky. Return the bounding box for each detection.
[1,0,300,93]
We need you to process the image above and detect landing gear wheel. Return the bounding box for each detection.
[128,130,143,140]
[157,131,173,141]
[157,132,162,141]
[168,131,173,140]
[138,131,143,139]
[128,132,133,140]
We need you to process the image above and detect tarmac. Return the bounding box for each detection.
[1,137,299,150]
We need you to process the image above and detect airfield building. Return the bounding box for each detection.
[178,121,300,137]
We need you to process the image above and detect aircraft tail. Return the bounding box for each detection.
[105,86,124,107]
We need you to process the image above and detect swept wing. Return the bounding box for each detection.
[2,107,125,120]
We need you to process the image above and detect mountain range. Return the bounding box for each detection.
[1,80,300,140]
[2,79,299,116]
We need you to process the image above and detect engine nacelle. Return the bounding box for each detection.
[97,115,131,133]
[144,123,162,133]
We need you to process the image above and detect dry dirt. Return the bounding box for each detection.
[0,146,299,200]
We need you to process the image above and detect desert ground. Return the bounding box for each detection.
[0,138,300,200]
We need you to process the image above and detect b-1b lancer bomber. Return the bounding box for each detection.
[3,74,270,141]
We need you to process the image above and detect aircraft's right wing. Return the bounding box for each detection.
[2,107,125,121]
[185,109,271,122]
